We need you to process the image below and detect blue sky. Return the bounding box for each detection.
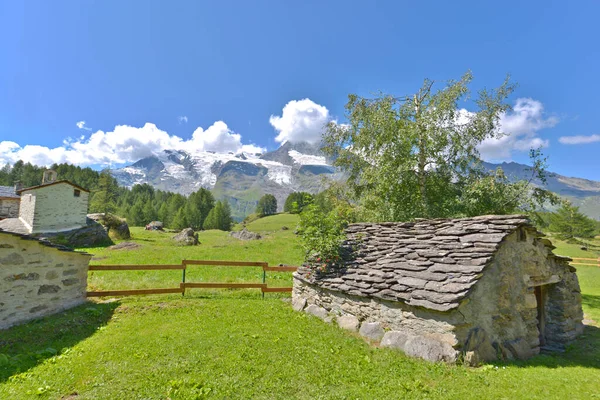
[1,0,599,179]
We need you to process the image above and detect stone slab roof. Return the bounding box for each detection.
[17,180,90,194]
[0,186,19,199]
[295,214,556,312]
[0,218,29,235]
[0,228,90,255]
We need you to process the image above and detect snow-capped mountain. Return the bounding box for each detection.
[113,143,600,221]
[112,142,343,220]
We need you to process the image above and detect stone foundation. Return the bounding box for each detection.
[293,277,460,362]
[0,231,91,330]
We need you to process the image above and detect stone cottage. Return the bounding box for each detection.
[0,170,90,235]
[293,215,584,364]
[0,185,20,220]
[0,229,91,329]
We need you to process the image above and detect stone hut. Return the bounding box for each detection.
[0,185,20,220]
[0,170,90,234]
[293,215,584,364]
[0,229,91,330]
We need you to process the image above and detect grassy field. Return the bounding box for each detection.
[1,214,599,399]
[86,214,303,295]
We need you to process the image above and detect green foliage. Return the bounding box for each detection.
[322,72,554,221]
[284,192,314,213]
[548,202,598,240]
[255,194,277,217]
[88,169,119,214]
[460,151,559,217]
[298,186,356,266]
[203,201,233,231]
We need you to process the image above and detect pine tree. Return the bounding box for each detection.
[157,203,169,225]
[89,168,118,214]
[128,200,145,226]
[549,202,597,240]
[143,201,158,224]
[172,208,188,230]
[203,201,233,231]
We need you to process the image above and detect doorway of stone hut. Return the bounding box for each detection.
[534,285,547,347]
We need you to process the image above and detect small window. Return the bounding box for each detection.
[74,189,81,197]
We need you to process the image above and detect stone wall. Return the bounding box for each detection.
[293,279,461,362]
[0,231,91,330]
[0,198,19,220]
[292,216,584,364]
[24,183,89,234]
[19,193,35,231]
[453,231,583,361]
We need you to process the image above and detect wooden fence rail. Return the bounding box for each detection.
[86,260,298,298]
[570,257,600,267]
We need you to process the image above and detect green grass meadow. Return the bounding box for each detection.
[1,214,599,399]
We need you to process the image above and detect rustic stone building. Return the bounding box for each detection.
[0,186,20,220]
[0,171,90,234]
[0,229,91,330]
[293,215,584,364]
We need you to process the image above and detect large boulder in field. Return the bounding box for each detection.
[146,221,164,231]
[173,228,199,246]
[88,213,131,240]
[230,228,261,241]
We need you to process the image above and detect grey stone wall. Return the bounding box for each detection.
[0,231,91,330]
[0,199,19,220]
[293,278,461,362]
[18,193,36,231]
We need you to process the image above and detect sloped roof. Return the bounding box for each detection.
[295,215,559,312]
[0,228,90,255]
[17,180,90,194]
[0,186,19,199]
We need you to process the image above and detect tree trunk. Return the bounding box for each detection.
[415,95,427,216]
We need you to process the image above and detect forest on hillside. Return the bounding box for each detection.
[0,161,232,231]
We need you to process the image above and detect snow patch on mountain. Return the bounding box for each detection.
[288,150,328,166]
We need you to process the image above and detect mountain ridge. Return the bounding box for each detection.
[112,144,600,220]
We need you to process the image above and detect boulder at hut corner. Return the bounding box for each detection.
[230,228,261,241]
[37,217,110,247]
[88,213,131,240]
[172,228,199,246]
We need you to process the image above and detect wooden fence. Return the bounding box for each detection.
[570,257,600,267]
[87,260,298,298]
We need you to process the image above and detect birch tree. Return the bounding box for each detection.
[322,71,522,220]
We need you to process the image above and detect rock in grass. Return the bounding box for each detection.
[380,331,410,350]
[173,228,199,246]
[337,315,360,332]
[305,304,328,320]
[230,228,261,240]
[292,297,307,312]
[359,322,385,342]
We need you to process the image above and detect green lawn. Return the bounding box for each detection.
[1,215,599,399]
[551,235,600,324]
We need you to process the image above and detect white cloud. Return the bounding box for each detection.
[270,98,332,144]
[0,121,265,167]
[558,134,600,145]
[76,120,92,131]
[189,121,264,154]
[178,116,188,124]
[477,98,557,161]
